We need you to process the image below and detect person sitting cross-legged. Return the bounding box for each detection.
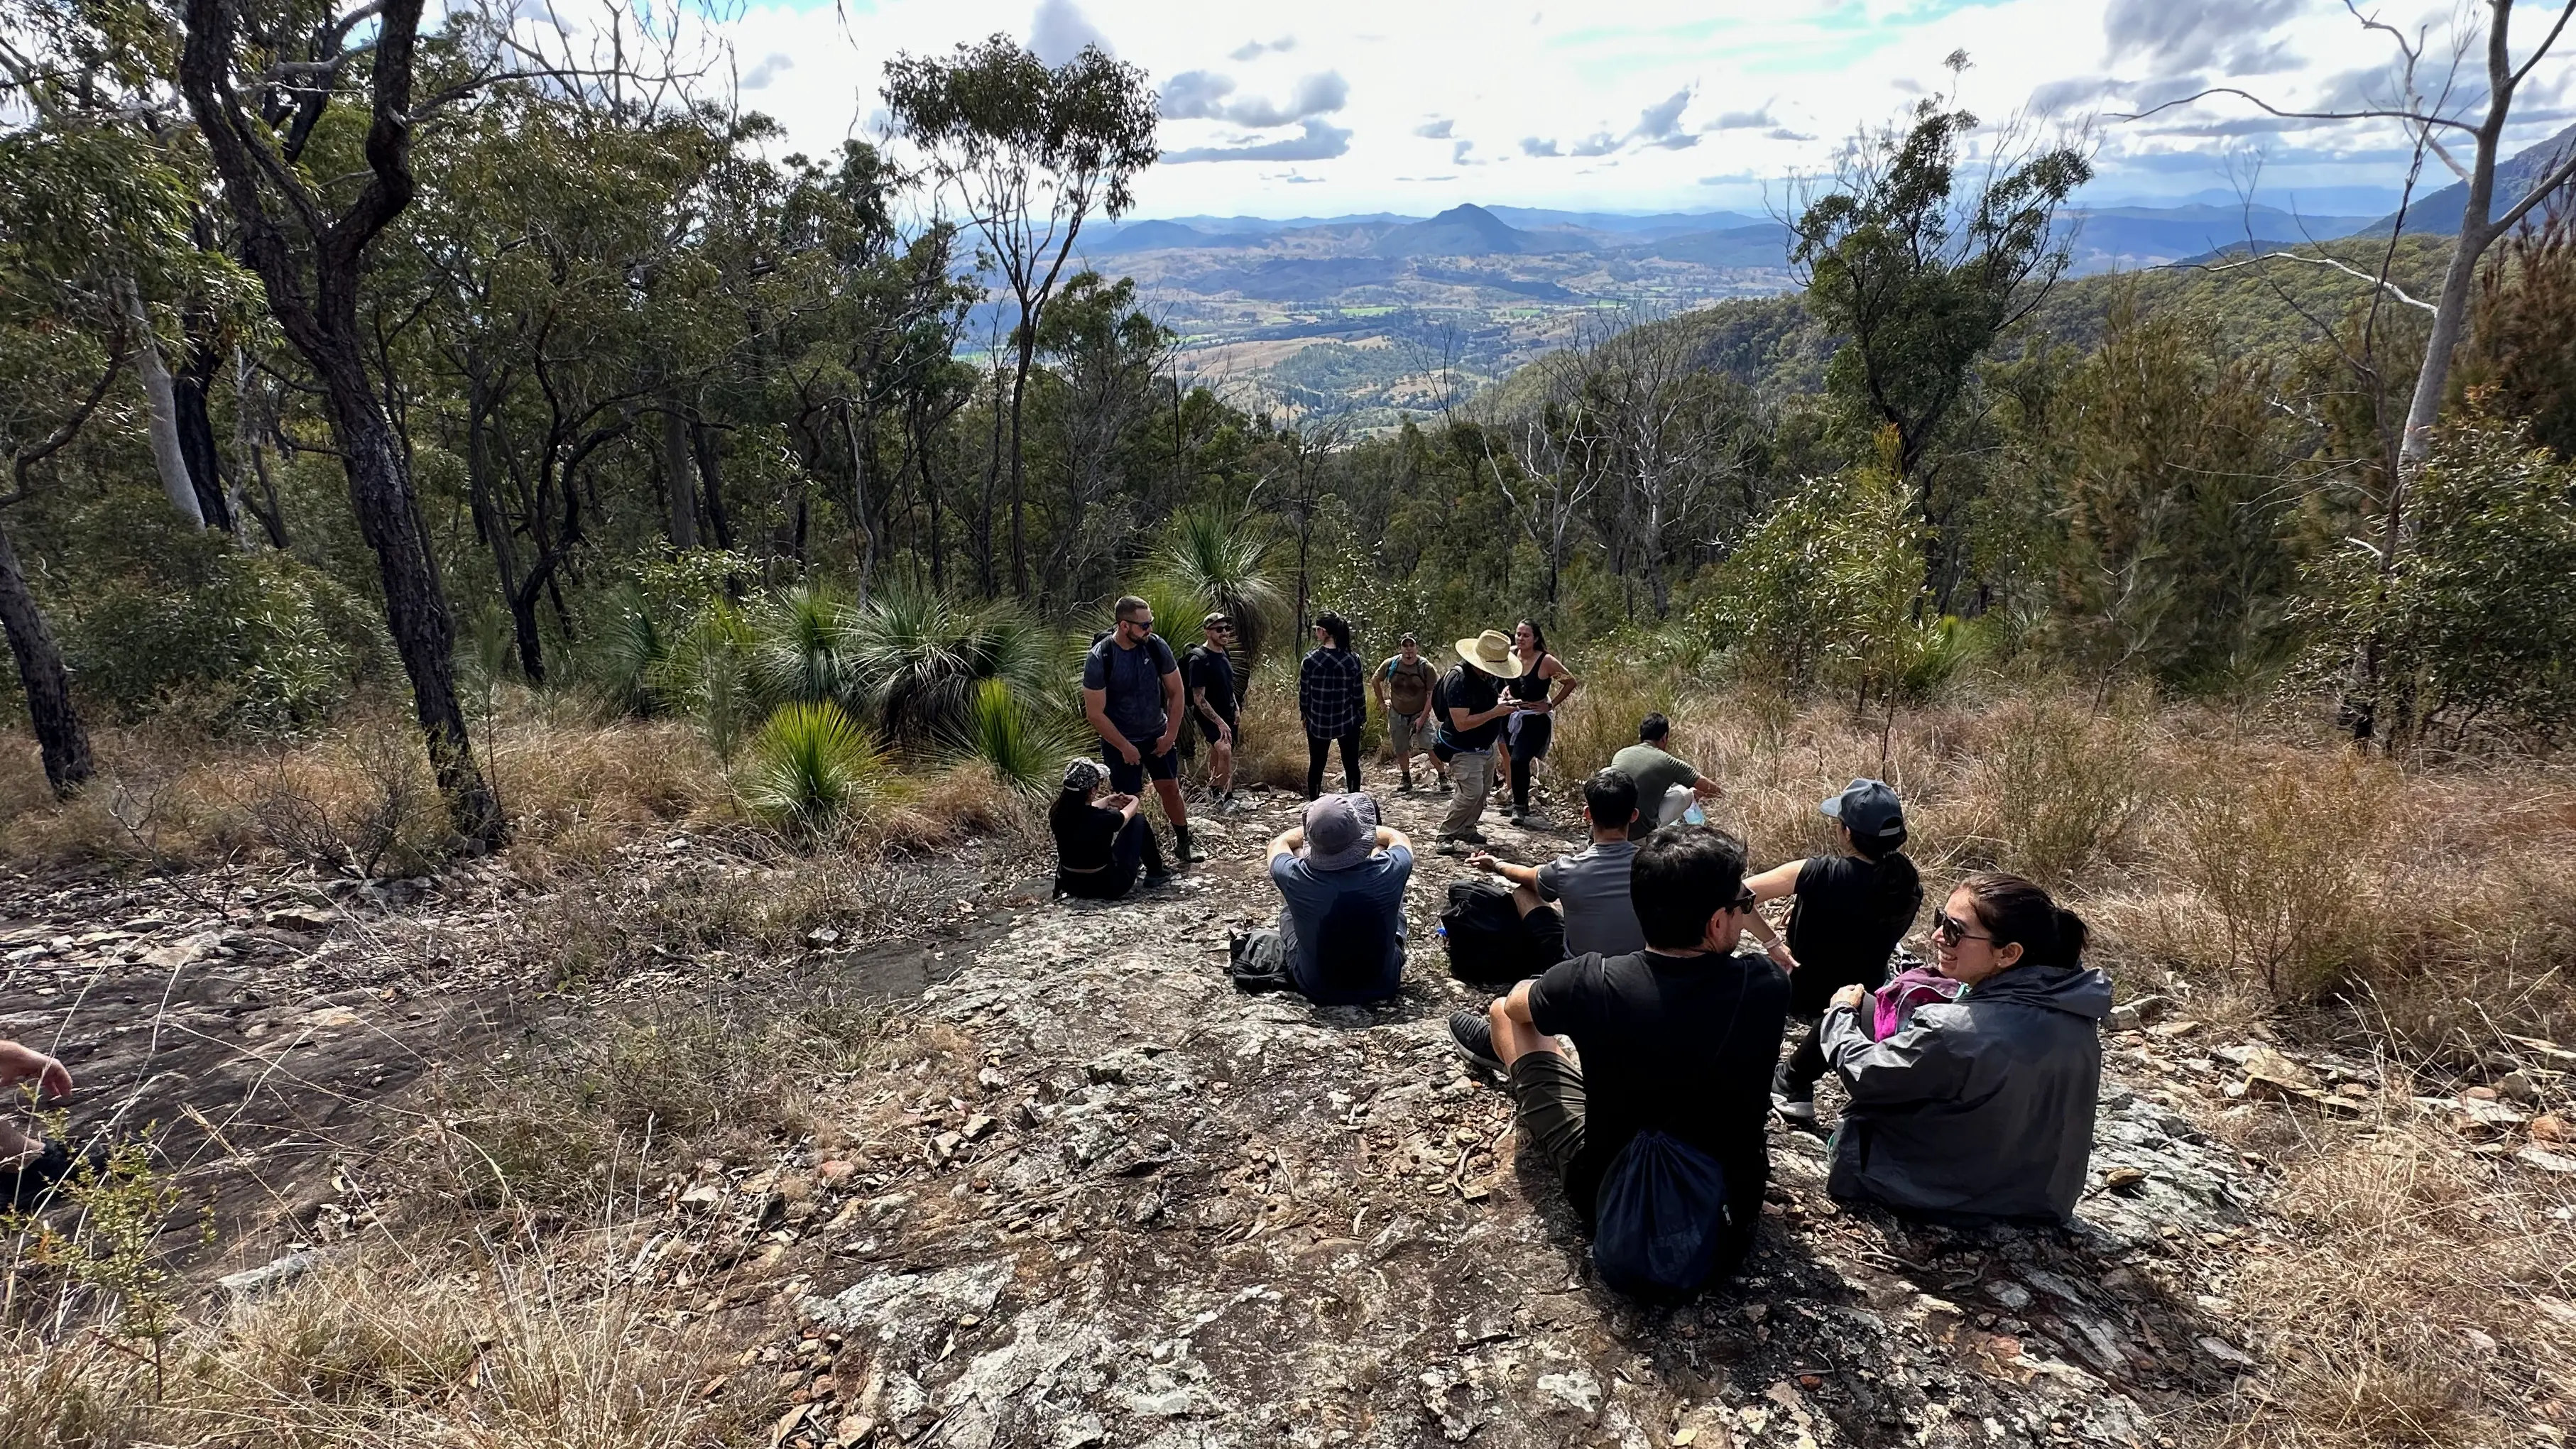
[1257,794,1416,1005]
[1465,766,1649,960]
[1050,758,1171,901]
[1449,826,1791,1291]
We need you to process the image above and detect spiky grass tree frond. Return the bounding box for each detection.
[654,603,760,761]
[748,585,856,711]
[837,584,1063,745]
[1150,505,1290,669]
[951,677,1081,792]
[739,700,889,838]
[586,583,669,716]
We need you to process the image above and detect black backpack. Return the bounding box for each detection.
[1438,878,1539,985]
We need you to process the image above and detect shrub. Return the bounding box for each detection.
[62,547,384,731]
[1962,692,2157,885]
[241,716,447,875]
[836,584,1061,743]
[2169,749,2392,1002]
[651,603,758,760]
[736,700,887,836]
[1150,504,1289,669]
[746,584,853,710]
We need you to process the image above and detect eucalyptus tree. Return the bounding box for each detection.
[175,0,505,841]
[882,34,1158,598]
[1032,270,1172,608]
[1792,59,2090,601]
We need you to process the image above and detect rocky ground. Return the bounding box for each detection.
[10,780,2570,1446]
[689,787,2305,1449]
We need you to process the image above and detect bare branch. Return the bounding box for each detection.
[2177,251,2438,312]
[2114,87,2479,136]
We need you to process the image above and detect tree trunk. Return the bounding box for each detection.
[0,510,92,797]
[692,422,732,549]
[1008,326,1034,596]
[661,403,699,551]
[174,339,235,532]
[327,361,503,839]
[121,283,207,530]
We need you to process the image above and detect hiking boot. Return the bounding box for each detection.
[1400,771,1415,792]
[1448,1010,1507,1076]
[1176,828,1208,864]
[1454,829,1488,847]
[1436,836,1466,856]
[1772,1063,1818,1126]
[1435,776,1453,794]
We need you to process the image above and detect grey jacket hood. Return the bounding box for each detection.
[1963,963,2112,1020]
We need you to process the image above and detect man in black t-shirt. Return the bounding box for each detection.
[1449,826,1790,1279]
[1434,628,1527,853]
[1183,613,1243,812]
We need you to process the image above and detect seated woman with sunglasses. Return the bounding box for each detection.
[1816,873,2111,1226]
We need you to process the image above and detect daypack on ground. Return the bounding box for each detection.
[1439,877,1537,985]
[1591,1128,1731,1301]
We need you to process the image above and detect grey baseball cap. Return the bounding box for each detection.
[1821,777,1906,838]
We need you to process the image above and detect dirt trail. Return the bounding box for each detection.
[732,785,2268,1449]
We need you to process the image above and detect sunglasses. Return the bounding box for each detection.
[1732,888,1757,913]
[1122,616,1155,633]
[1932,910,1995,947]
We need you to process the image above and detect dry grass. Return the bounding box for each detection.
[0,1252,736,1449]
[2209,1104,2576,1449]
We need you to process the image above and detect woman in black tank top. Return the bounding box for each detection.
[1497,618,1580,822]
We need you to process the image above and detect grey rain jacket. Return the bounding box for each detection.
[1817,962,2112,1225]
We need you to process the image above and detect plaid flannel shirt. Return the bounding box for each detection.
[1299,647,1367,738]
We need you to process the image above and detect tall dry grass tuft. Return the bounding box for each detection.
[1955,691,2161,886]
[0,1255,729,1449]
[2213,1110,2576,1449]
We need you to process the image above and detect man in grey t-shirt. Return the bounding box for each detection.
[1468,767,1648,961]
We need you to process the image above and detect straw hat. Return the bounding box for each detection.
[1453,629,1526,679]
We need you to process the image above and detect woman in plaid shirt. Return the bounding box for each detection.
[1300,611,1368,799]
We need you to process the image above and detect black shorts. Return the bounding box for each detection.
[1103,743,1180,794]
[1196,711,1238,745]
[1525,902,1568,972]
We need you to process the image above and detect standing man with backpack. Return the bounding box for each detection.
[1434,628,1528,854]
[1081,596,1205,865]
[1184,613,1244,814]
[1448,826,1790,1296]
[1375,633,1443,793]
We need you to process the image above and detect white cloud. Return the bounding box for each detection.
[689,0,2434,217]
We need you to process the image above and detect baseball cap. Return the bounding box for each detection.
[1821,778,1906,838]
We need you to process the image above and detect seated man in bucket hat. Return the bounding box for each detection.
[1239,794,1415,1005]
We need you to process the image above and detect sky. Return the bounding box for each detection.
[688,0,2576,220]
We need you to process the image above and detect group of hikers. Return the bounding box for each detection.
[1052,595,2113,1298]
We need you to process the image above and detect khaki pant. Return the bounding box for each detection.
[1389,709,1432,764]
[1442,750,1495,836]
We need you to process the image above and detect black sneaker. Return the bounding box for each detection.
[1448,1010,1507,1075]
[1176,829,1208,865]
[1772,1064,1818,1126]
[1455,829,1488,847]
[1436,777,1453,794]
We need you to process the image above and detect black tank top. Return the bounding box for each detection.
[1507,652,1553,702]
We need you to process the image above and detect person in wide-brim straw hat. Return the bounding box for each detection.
[1434,628,1532,851]
[1453,629,1527,679]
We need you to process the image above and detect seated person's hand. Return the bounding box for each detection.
[1464,850,1502,874]
[1102,792,1135,811]
[0,1041,71,1103]
[1764,938,1798,970]
[1829,983,1867,1012]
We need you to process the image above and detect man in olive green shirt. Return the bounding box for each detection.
[1611,713,1722,826]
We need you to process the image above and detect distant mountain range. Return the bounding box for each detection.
[2369,120,2576,236]
[1084,200,2377,274]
